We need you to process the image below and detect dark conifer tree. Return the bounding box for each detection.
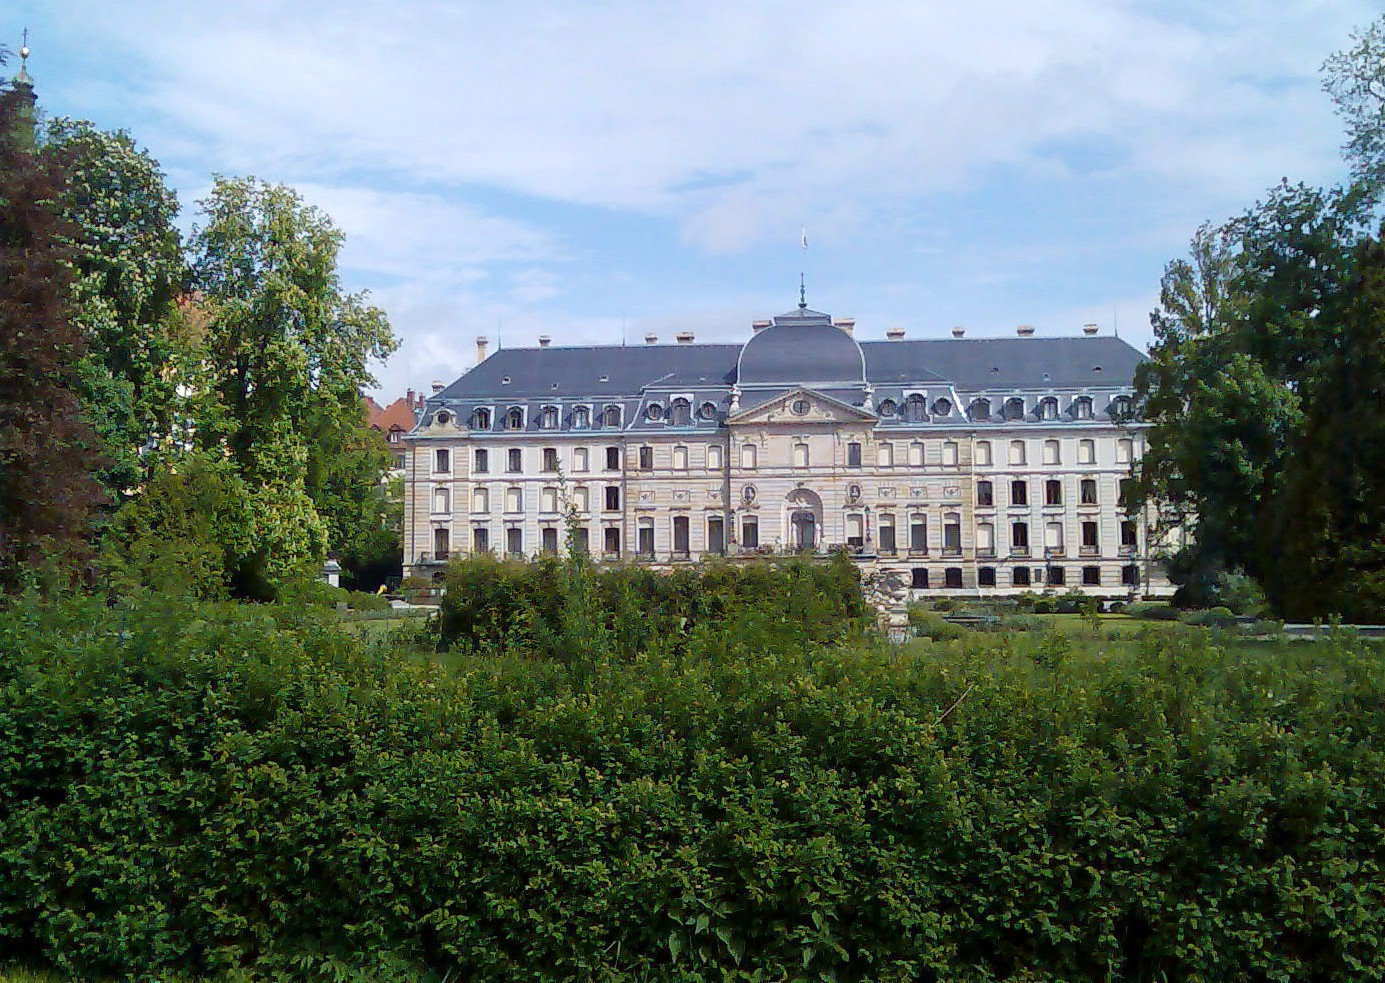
[0,60,106,590]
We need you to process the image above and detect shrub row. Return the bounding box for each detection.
[2,597,1384,979]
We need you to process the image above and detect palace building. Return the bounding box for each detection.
[402,303,1172,597]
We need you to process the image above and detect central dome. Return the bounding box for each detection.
[736,308,866,387]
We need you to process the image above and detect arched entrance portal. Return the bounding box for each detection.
[784,489,823,551]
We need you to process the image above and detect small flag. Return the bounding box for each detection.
[801,227,808,249]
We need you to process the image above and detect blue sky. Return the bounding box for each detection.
[6,1,1378,396]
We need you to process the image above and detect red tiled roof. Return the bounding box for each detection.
[367,397,416,434]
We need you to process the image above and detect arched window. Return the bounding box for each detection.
[1039,397,1059,420]
[673,445,689,469]
[433,487,450,513]
[698,401,718,420]
[932,398,952,417]
[670,398,692,426]
[571,405,590,429]
[877,398,897,418]
[975,440,992,466]
[905,393,928,422]
[505,486,522,512]
[1043,439,1060,465]
[1003,397,1025,421]
[645,402,664,422]
[1009,440,1027,465]
[1110,395,1133,419]
[1078,439,1095,464]
[472,487,489,513]
[470,407,492,430]
[969,398,991,422]
[1073,396,1094,420]
[539,405,558,429]
[603,404,621,428]
[505,406,525,430]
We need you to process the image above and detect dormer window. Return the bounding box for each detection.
[571,405,590,429]
[904,394,927,422]
[1039,397,1059,420]
[1110,395,1133,419]
[645,402,664,422]
[470,407,492,430]
[792,399,810,416]
[1003,397,1025,421]
[877,398,897,418]
[670,398,692,425]
[1073,396,1094,420]
[698,401,717,420]
[969,398,991,422]
[932,398,952,417]
[539,405,559,429]
[505,407,525,430]
[435,410,452,426]
[603,404,621,428]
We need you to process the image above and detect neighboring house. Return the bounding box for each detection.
[401,305,1175,598]
[365,391,428,470]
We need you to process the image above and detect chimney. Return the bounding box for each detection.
[886,327,906,341]
[752,319,772,334]
[475,336,490,364]
[833,317,855,336]
[951,326,966,339]
[1016,324,1036,337]
[538,335,551,348]
[1083,323,1099,336]
[676,331,695,344]
[644,333,659,345]
[405,388,416,406]
[430,380,444,394]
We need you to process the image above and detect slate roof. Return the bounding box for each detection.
[737,307,867,387]
[436,343,741,400]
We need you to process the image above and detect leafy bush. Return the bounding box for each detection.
[930,598,955,613]
[1127,601,1181,621]
[280,579,392,611]
[907,607,967,641]
[1182,605,1239,628]
[1054,590,1090,614]
[1108,600,1128,614]
[3,596,1385,980]
[1032,597,1057,614]
[1214,570,1272,617]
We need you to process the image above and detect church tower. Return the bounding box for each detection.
[7,31,37,148]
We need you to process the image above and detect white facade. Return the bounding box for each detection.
[403,308,1172,598]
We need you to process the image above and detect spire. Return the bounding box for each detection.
[9,28,37,149]
[799,272,806,310]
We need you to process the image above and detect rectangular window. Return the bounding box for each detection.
[1117,438,1134,464]
[846,513,864,548]
[1083,565,1101,586]
[1122,564,1140,586]
[1081,520,1099,553]
[1009,440,1026,466]
[540,486,558,512]
[978,566,996,587]
[639,445,653,470]
[977,522,994,556]
[943,514,961,554]
[793,443,809,467]
[506,448,522,473]
[1043,439,1060,465]
[1121,519,1138,548]
[1010,480,1028,506]
[637,521,655,557]
[673,445,688,469]
[505,487,522,512]
[603,526,621,555]
[707,516,725,554]
[944,567,963,589]
[541,527,558,554]
[542,447,559,472]
[474,448,489,473]
[1048,566,1066,586]
[434,448,451,473]
[741,444,757,469]
[505,526,522,557]
[909,516,927,552]
[975,441,992,466]
[847,442,862,467]
[572,526,589,553]
[878,515,896,552]
[708,444,723,469]
[472,526,489,553]
[605,446,620,471]
[1119,478,1133,512]
[604,486,620,511]
[741,515,759,548]
[1081,478,1097,505]
[942,441,959,466]
[1011,521,1030,554]
[1078,439,1095,465]
[573,447,589,472]
[977,480,993,507]
[1012,566,1031,587]
[878,442,894,467]
[1045,521,1064,552]
[1045,479,1062,506]
[909,442,924,467]
[574,486,590,513]
[912,568,930,589]
[673,515,690,555]
[472,487,489,513]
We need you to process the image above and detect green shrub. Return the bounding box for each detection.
[907,607,967,641]
[279,579,391,611]
[1054,590,1089,614]
[1182,606,1239,628]
[931,597,955,613]
[1128,601,1180,621]
[4,596,1385,981]
[1033,597,1057,614]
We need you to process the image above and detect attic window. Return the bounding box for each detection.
[501,376,511,385]
[1093,366,1103,373]
[792,399,810,415]
[878,398,897,417]
[646,402,664,422]
[598,375,609,384]
[698,401,717,420]
[991,366,999,373]
[435,410,452,425]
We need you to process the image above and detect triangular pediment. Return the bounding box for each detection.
[728,387,877,425]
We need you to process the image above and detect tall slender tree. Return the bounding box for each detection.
[0,61,106,590]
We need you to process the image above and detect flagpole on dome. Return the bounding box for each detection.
[799,226,808,310]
